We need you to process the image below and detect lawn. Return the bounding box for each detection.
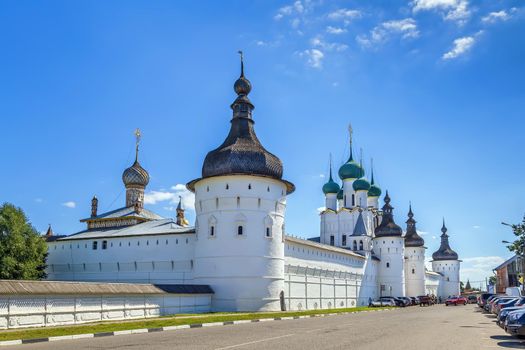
[0,306,393,341]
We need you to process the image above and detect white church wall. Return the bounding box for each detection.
[46,234,196,284]
[284,238,373,309]
[0,294,211,329]
[425,271,441,296]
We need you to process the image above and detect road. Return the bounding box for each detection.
[7,305,523,349]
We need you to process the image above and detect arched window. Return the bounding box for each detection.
[353,241,357,251]
[209,216,217,238]
[264,216,273,238]
[226,184,229,190]
[351,194,355,206]
[237,197,240,208]
[344,195,347,207]
[359,240,363,250]
[248,184,252,190]
[386,262,390,268]
[342,235,347,246]
[92,241,98,250]
[235,213,246,237]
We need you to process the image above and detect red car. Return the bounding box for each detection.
[445,296,468,306]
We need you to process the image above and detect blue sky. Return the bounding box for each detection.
[0,0,523,285]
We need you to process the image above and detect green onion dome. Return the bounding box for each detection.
[367,167,381,197]
[353,177,371,191]
[336,188,343,200]
[338,150,363,180]
[323,178,340,194]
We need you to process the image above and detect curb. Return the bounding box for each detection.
[0,308,395,347]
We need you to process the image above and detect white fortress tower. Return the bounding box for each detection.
[373,192,406,297]
[431,220,461,298]
[404,205,426,297]
[187,54,294,312]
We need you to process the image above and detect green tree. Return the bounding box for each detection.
[465,280,472,291]
[489,276,497,285]
[0,203,48,279]
[460,281,464,292]
[505,215,525,256]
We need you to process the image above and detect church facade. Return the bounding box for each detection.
[45,59,460,312]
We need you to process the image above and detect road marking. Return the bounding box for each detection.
[214,333,296,350]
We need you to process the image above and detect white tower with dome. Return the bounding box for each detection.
[431,220,461,298]
[187,53,295,312]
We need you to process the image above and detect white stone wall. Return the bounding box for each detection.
[46,234,195,284]
[284,239,378,309]
[374,237,406,297]
[0,294,211,329]
[404,246,426,297]
[432,260,461,298]
[425,272,441,296]
[192,175,288,312]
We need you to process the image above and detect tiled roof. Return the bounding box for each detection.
[0,280,212,295]
[57,218,195,241]
[80,206,163,222]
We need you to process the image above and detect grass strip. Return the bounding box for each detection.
[0,306,393,341]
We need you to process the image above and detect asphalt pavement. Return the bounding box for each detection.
[5,304,523,349]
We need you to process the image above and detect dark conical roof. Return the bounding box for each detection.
[187,53,294,194]
[374,191,403,237]
[352,211,368,236]
[404,204,425,247]
[432,219,459,261]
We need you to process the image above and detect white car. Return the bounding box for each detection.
[371,299,395,307]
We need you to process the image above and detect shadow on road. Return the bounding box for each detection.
[496,341,525,349]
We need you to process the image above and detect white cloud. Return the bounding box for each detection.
[327,8,362,21]
[356,18,419,48]
[35,198,43,203]
[310,36,348,52]
[144,184,195,211]
[317,207,326,213]
[274,1,305,20]
[442,35,476,60]
[326,26,347,35]
[62,201,76,209]
[299,49,324,69]
[461,256,506,282]
[412,0,470,24]
[319,174,325,178]
[472,225,481,229]
[482,9,514,24]
[417,230,429,236]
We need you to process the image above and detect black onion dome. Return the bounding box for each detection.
[432,220,459,261]
[122,160,149,187]
[374,191,403,237]
[195,55,294,193]
[404,204,425,247]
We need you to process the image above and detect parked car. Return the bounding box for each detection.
[398,297,412,306]
[478,293,496,306]
[410,297,420,305]
[419,295,432,306]
[505,309,525,337]
[467,295,477,304]
[445,296,468,306]
[494,298,520,315]
[371,298,396,307]
[491,297,516,314]
[498,305,525,329]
